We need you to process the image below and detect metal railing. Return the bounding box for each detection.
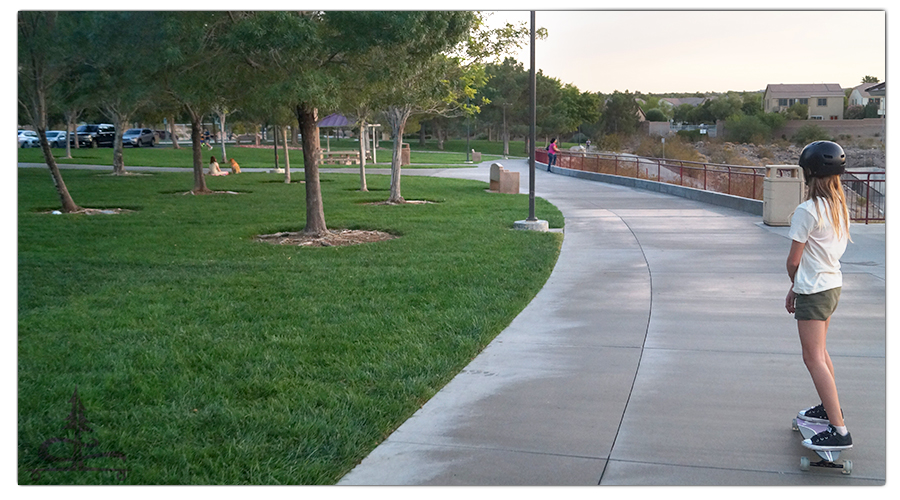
[538,149,885,223]
[842,171,885,224]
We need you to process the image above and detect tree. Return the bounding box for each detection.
[740,94,763,116]
[221,12,480,232]
[706,93,743,122]
[861,75,880,83]
[481,58,529,156]
[154,11,234,194]
[864,99,881,118]
[380,52,480,203]
[72,12,162,175]
[211,102,236,164]
[365,12,479,203]
[559,84,601,138]
[600,91,641,136]
[784,103,809,120]
[18,11,82,212]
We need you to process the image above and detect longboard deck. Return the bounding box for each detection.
[792,418,851,474]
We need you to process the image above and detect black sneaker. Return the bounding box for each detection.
[797,404,843,425]
[802,425,853,451]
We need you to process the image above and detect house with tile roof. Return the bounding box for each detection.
[849,82,885,116]
[763,83,845,120]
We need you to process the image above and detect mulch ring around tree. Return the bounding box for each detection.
[255,229,397,247]
[363,200,434,206]
[182,190,241,195]
[44,208,134,215]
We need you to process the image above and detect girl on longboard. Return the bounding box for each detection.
[786,141,853,452]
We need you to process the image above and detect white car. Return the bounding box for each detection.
[122,128,157,147]
[45,131,68,148]
[18,130,39,148]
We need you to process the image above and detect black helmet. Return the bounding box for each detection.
[799,141,845,182]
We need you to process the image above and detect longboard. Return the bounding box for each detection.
[792,418,852,474]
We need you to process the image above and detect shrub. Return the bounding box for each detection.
[845,105,866,120]
[791,124,832,146]
[725,114,770,145]
[677,129,702,142]
[596,133,624,152]
[635,135,703,162]
[645,108,668,122]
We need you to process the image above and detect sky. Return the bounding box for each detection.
[10,3,889,96]
[481,9,887,95]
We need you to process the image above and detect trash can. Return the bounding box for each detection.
[763,165,804,226]
[401,143,410,166]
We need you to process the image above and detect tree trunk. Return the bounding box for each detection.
[387,106,410,204]
[64,112,74,158]
[217,111,228,162]
[297,103,327,236]
[435,123,444,150]
[502,107,510,157]
[419,121,427,147]
[112,114,127,175]
[189,110,209,193]
[390,125,405,203]
[358,119,368,192]
[273,124,279,168]
[38,129,81,212]
[169,116,181,149]
[282,126,291,184]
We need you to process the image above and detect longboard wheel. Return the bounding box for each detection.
[791,419,799,431]
[800,456,810,471]
[842,460,852,475]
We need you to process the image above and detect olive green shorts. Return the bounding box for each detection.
[795,287,841,321]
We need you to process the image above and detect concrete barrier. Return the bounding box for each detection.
[490,163,520,194]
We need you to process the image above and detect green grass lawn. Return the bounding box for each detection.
[16,142,505,169]
[17,167,563,484]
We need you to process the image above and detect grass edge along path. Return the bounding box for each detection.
[16,142,507,169]
[17,168,563,484]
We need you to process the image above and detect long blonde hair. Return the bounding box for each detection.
[806,175,852,242]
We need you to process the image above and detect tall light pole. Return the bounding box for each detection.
[527,10,536,222]
[513,10,548,232]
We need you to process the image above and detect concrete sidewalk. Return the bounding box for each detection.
[338,158,886,485]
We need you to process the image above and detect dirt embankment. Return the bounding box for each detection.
[691,142,885,170]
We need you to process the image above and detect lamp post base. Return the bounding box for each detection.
[513,219,549,232]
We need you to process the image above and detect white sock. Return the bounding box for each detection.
[834,425,848,436]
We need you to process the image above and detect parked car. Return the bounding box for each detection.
[45,131,68,148]
[122,128,157,147]
[18,129,39,148]
[70,124,115,148]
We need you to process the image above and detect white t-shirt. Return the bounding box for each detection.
[788,198,848,295]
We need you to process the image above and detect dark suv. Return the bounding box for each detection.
[71,124,115,148]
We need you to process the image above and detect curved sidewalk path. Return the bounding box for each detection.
[19,160,885,484]
[339,158,886,485]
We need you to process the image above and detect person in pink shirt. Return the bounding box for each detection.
[548,138,559,167]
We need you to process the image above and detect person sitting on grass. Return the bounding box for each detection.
[208,156,228,176]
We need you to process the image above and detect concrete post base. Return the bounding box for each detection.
[513,219,549,232]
